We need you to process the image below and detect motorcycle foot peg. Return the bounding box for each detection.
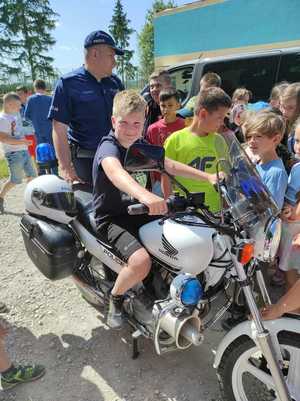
[132,329,142,359]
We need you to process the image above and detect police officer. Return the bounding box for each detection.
[48,30,124,186]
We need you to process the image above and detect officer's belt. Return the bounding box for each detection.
[70,142,96,159]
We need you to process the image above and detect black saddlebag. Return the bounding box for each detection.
[20,214,79,280]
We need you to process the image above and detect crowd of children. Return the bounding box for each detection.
[1,72,300,389]
[91,74,300,327]
[150,77,300,324]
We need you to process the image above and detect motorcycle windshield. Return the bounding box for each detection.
[216,132,279,221]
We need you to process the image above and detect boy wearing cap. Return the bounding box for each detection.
[162,87,231,212]
[49,30,124,187]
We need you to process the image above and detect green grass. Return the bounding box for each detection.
[0,159,9,179]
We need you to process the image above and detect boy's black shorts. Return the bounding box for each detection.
[97,215,157,263]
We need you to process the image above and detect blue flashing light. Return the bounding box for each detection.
[181,279,203,306]
[36,143,56,164]
[240,176,264,198]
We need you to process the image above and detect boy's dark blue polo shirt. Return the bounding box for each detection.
[48,66,123,150]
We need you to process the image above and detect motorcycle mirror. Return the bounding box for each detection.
[124,142,165,172]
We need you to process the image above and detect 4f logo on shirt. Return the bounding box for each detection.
[189,156,215,171]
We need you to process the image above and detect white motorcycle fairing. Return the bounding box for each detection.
[213,316,300,369]
[139,216,215,274]
[72,220,124,274]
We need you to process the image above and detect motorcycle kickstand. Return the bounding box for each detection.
[131,329,142,359]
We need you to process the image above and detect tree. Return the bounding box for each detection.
[0,0,58,82]
[138,0,176,83]
[109,0,136,86]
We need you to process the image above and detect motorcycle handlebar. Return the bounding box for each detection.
[127,193,205,216]
[128,204,149,215]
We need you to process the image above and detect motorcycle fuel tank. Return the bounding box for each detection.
[139,216,215,274]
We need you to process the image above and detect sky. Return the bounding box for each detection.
[49,0,188,74]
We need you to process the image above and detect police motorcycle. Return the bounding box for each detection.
[20,134,300,401]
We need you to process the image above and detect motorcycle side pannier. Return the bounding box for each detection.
[20,214,79,280]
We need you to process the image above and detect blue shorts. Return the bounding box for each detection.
[5,150,37,184]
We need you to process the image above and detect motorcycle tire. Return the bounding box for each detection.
[217,332,300,401]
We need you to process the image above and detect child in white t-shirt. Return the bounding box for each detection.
[0,93,36,213]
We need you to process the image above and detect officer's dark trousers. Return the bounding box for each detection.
[69,142,95,191]
[71,156,93,191]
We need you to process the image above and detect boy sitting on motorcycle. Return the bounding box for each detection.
[92,89,222,329]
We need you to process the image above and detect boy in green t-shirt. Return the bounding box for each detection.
[162,87,231,212]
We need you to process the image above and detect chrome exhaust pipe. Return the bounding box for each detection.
[180,320,204,346]
[159,312,202,349]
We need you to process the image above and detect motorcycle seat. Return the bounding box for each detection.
[74,191,113,249]
[74,190,96,233]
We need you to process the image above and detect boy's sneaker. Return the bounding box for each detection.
[107,294,124,330]
[1,364,45,390]
[0,198,4,214]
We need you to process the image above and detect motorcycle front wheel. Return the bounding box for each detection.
[217,332,300,401]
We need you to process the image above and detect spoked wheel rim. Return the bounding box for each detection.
[231,344,299,401]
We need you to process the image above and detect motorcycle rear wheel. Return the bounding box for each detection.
[217,332,300,401]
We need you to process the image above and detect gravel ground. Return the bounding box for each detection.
[0,181,228,401]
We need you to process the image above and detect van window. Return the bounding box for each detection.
[168,65,194,103]
[202,55,280,101]
[278,53,300,83]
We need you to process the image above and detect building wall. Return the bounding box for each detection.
[154,0,300,68]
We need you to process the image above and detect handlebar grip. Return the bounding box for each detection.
[127,204,149,215]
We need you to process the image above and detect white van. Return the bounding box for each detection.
[168,47,300,104]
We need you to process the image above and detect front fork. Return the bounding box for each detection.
[233,256,292,401]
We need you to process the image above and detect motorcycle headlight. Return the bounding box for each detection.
[262,217,282,261]
[170,274,203,307]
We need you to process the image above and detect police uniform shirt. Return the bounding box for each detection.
[48,66,124,150]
